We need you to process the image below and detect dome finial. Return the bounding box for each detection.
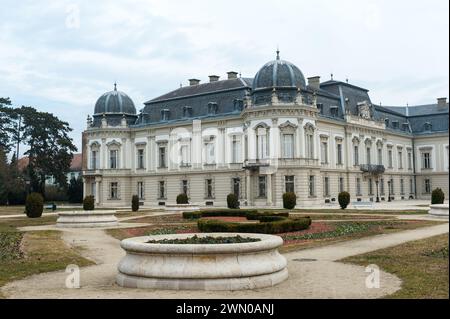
[276,46,280,60]
[114,81,117,91]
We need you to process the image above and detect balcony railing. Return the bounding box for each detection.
[360,164,385,174]
[243,159,270,170]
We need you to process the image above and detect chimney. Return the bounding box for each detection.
[188,79,200,86]
[308,76,321,90]
[437,97,448,108]
[208,75,220,82]
[227,71,238,80]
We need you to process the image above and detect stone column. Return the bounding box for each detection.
[146,136,151,172]
[246,172,252,206]
[101,138,106,169]
[298,120,304,158]
[266,174,273,206]
[95,180,100,205]
[82,177,87,199]
[121,138,127,169]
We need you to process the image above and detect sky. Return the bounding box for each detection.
[0,0,448,154]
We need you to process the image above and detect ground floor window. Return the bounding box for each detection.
[309,176,315,197]
[232,178,241,198]
[285,176,295,193]
[424,178,431,194]
[356,178,362,196]
[368,178,373,195]
[91,182,96,197]
[323,177,330,197]
[380,178,385,195]
[205,179,214,199]
[181,180,189,195]
[400,179,405,195]
[389,179,394,194]
[137,181,144,200]
[409,178,414,194]
[339,177,344,193]
[258,176,267,198]
[110,182,118,199]
[158,181,166,199]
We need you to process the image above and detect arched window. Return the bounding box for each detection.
[106,140,121,169]
[90,142,100,169]
[304,123,315,159]
[255,123,269,160]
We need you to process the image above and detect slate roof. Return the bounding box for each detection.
[94,88,136,115]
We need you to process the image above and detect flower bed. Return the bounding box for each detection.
[146,235,260,244]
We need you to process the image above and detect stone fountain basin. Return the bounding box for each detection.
[428,204,449,218]
[116,233,288,291]
[56,210,118,228]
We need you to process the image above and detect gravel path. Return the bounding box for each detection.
[1,223,448,299]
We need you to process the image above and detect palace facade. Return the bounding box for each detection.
[82,52,449,207]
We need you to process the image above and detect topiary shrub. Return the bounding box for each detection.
[338,191,351,209]
[83,195,95,211]
[25,192,44,218]
[182,209,288,220]
[132,195,139,212]
[283,192,297,209]
[431,188,445,204]
[176,193,189,204]
[227,193,239,209]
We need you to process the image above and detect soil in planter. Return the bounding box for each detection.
[146,235,261,245]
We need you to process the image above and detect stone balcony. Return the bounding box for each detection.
[360,164,385,175]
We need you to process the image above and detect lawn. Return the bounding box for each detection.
[342,234,449,299]
[291,209,428,215]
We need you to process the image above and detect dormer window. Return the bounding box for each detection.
[392,120,399,129]
[384,118,390,127]
[424,122,432,132]
[402,123,410,131]
[317,103,324,114]
[233,99,243,112]
[207,102,218,115]
[330,106,339,117]
[160,109,170,121]
[183,106,192,118]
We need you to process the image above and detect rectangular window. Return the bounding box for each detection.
[258,176,267,198]
[409,179,414,194]
[424,179,431,194]
[377,148,382,165]
[366,147,371,165]
[390,179,394,194]
[339,177,344,193]
[422,152,431,169]
[205,179,213,198]
[159,147,166,168]
[285,176,295,193]
[137,149,145,169]
[283,134,294,159]
[321,142,328,164]
[180,145,190,166]
[309,176,315,197]
[380,178,385,195]
[354,145,359,165]
[337,144,343,165]
[181,180,188,195]
[398,151,403,169]
[388,149,393,168]
[158,181,166,199]
[257,134,268,159]
[110,182,118,199]
[231,136,241,163]
[137,182,144,200]
[407,152,412,170]
[91,182,96,198]
[306,134,314,158]
[232,178,241,198]
[324,177,330,197]
[356,178,361,196]
[206,142,215,164]
[368,178,373,195]
[110,150,118,169]
[400,179,405,195]
[91,150,97,169]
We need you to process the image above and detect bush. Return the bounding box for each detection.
[183,209,259,219]
[282,192,297,209]
[338,191,350,209]
[83,195,95,211]
[431,188,445,204]
[25,192,44,218]
[176,193,189,204]
[132,195,139,212]
[226,193,239,209]
[198,216,311,234]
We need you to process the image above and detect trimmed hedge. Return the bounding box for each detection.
[176,193,189,204]
[182,209,289,220]
[283,192,297,209]
[25,192,44,218]
[83,195,95,211]
[131,195,139,212]
[431,188,445,204]
[198,216,311,234]
[338,191,350,209]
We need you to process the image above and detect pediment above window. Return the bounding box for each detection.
[279,121,298,130]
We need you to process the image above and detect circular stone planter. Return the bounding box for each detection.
[164,204,199,213]
[116,233,288,291]
[56,210,118,228]
[428,204,449,218]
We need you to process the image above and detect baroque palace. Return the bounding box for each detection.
[82,52,449,207]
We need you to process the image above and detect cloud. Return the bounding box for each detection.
[0,0,448,154]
